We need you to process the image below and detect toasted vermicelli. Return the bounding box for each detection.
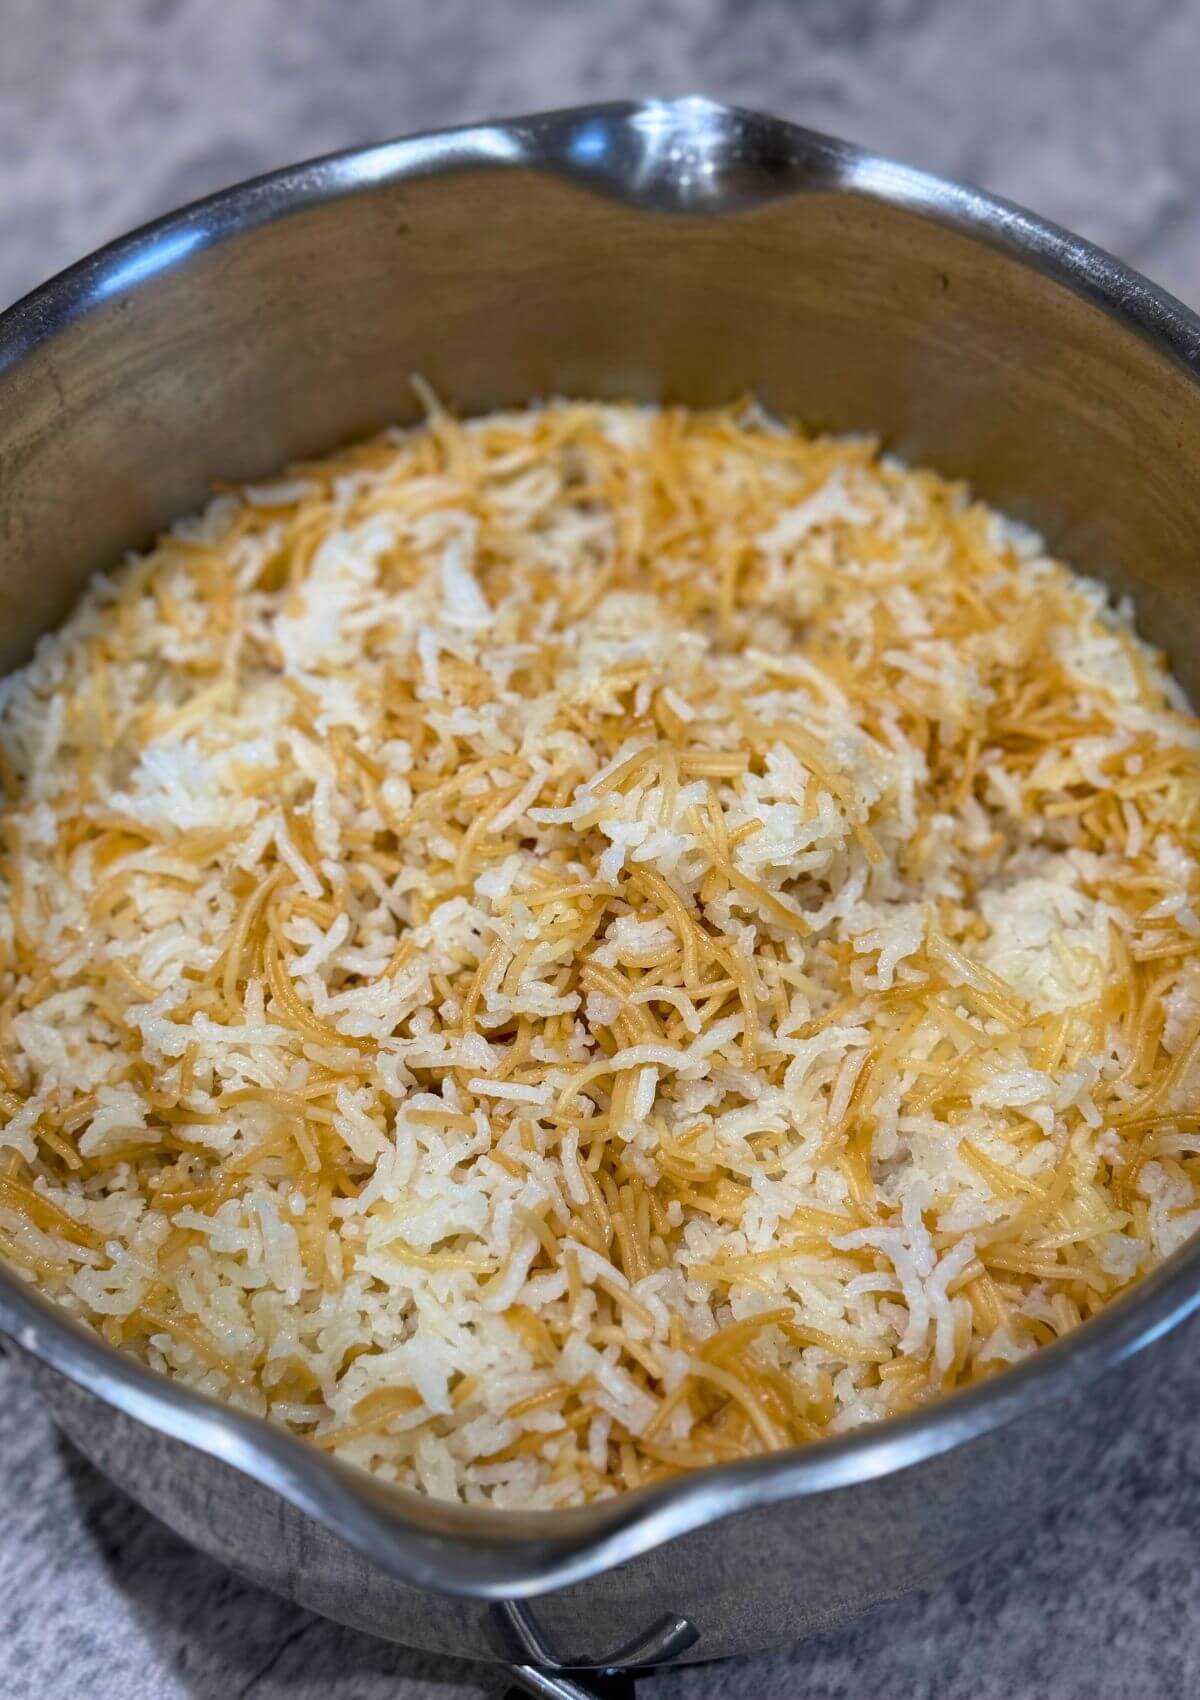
[1,398,1199,1506]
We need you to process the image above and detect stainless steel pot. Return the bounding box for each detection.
[3,98,1200,1697]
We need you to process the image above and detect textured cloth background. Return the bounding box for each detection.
[3,2,1200,1695]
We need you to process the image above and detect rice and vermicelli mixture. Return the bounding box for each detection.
[3,399,1200,1508]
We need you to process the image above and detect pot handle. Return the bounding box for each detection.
[503,1663,633,1700]
[498,1599,699,1699]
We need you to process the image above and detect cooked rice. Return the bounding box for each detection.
[1,398,1199,1507]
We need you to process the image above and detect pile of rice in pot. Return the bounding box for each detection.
[1,398,1199,1507]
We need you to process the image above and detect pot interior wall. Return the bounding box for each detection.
[2,151,1199,685]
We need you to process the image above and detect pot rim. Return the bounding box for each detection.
[3,96,1200,1601]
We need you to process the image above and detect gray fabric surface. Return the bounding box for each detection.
[3,1,1200,1695]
